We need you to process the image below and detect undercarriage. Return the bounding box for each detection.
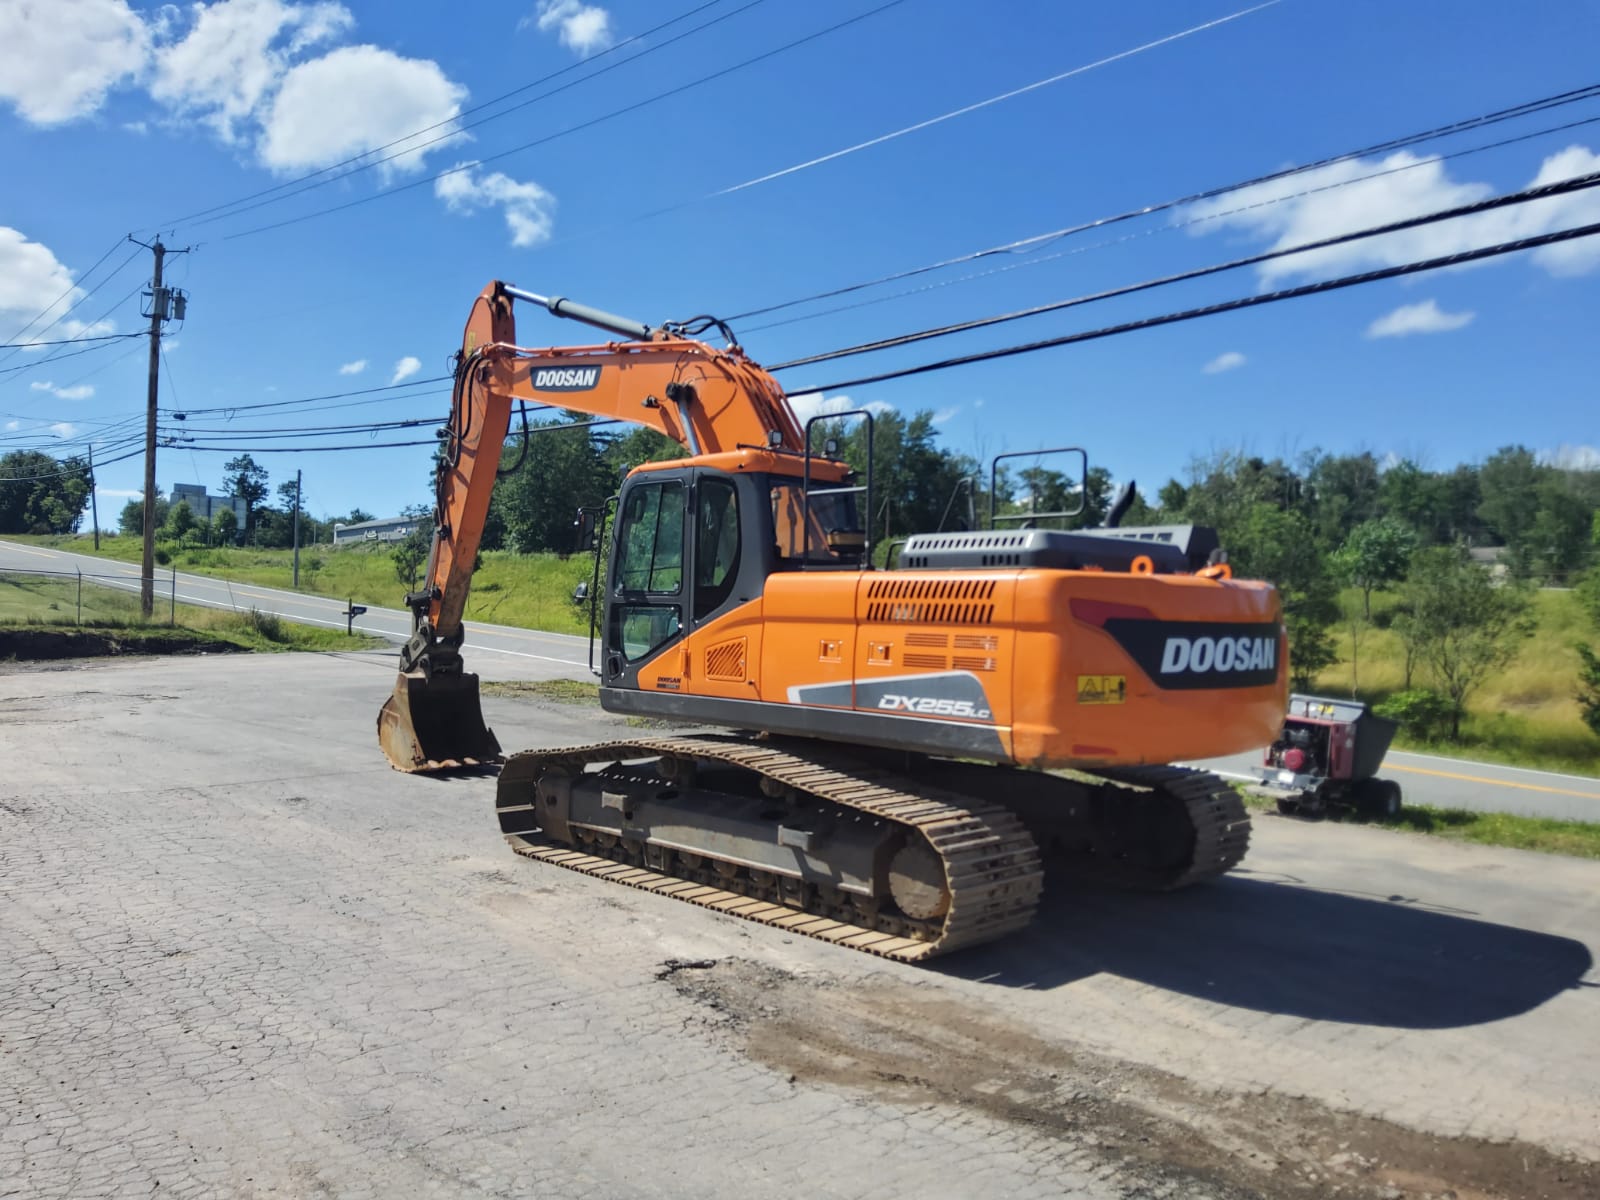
[495,734,1250,962]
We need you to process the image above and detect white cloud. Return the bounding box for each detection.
[436,162,557,247]
[49,422,80,439]
[124,120,149,134]
[931,406,960,425]
[532,1,614,56]
[163,338,180,352]
[1365,299,1475,339]
[29,381,96,401]
[785,391,894,424]
[150,0,353,143]
[4,420,18,432]
[1202,351,1246,374]
[0,0,149,125]
[0,228,117,345]
[258,44,466,176]
[338,358,368,375]
[1185,145,1600,282]
[390,355,421,384]
[1543,444,1600,471]
[96,487,144,498]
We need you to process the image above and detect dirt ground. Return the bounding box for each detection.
[667,957,1597,1200]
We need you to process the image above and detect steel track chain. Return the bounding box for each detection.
[496,734,1044,962]
[1094,764,1252,889]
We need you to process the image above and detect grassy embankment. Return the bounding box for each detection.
[1313,587,1598,776]
[11,533,596,637]
[0,564,381,653]
[13,534,1598,774]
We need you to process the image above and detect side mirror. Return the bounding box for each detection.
[574,507,600,552]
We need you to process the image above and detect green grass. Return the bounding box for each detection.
[9,533,598,637]
[482,678,599,704]
[0,569,382,654]
[1315,586,1599,777]
[1238,789,1600,858]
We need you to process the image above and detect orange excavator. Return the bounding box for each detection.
[378,281,1287,961]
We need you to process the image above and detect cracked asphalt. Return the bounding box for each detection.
[3,650,1598,1198]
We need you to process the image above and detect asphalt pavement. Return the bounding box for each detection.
[5,537,1596,823]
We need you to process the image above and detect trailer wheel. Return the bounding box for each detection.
[1360,779,1402,818]
[1376,780,1403,817]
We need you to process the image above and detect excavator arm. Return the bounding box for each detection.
[379,281,805,771]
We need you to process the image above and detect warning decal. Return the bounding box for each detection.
[1076,674,1127,705]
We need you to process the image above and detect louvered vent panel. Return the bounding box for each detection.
[954,634,999,651]
[952,655,997,672]
[704,637,747,681]
[902,653,949,669]
[865,578,997,625]
[905,632,950,648]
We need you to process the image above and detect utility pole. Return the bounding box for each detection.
[129,236,190,618]
[291,469,303,588]
[87,443,100,551]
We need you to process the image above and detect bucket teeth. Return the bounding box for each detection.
[377,670,502,772]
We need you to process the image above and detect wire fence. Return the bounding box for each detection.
[0,566,182,627]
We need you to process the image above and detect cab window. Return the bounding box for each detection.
[614,480,684,594]
[695,477,740,619]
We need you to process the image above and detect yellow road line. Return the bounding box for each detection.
[1388,762,1600,801]
[0,544,59,559]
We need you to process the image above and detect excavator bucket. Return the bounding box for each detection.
[377,670,502,772]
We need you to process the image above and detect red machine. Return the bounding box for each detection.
[1252,694,1402,817]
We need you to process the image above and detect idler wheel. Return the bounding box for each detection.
[887,838,949,920]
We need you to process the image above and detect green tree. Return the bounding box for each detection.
[392,504,435,589]
[1530,471,1596,582]
[119,490,170,536]
[1400,546,1534,739]
[163,498,197,543]
[1576,643,1600,738]
[0,450,92,534]
[1332,516,1418,617]
[1229,504,1339,689]
[1306,450,1380,548]
[1477,445,1543,575]
[213,506,239,545]
[222,454,270,543]
[344,507,375,524]
[490,415,616,554]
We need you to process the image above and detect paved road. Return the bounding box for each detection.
[0,538,591,677]
[2,653,1597,1198]
[6,538,1596,823]
[1193,744,1600,824]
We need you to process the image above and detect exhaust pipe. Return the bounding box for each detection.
[378,669,502,772]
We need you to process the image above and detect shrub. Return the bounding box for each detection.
[1374,689,1454,741]
[1577,643,1600,739]
[242,607,288,643]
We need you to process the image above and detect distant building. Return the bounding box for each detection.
[332,515,420,547]
[171,483,246,524]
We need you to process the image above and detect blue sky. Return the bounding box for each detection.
[2,0,1598,527]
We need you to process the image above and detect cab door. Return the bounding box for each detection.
[603,470,689,688]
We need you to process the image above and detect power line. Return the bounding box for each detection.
[741,108,1600,336]
[768,168,1600,371]
[164,375,453,417]
[792,220,1600,394]
[161,438,442,454]
[727,80,1600,323]
[0,236,128,350]
[219,0,912,242]
[161,0,749,231]
[0,331,144,350]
